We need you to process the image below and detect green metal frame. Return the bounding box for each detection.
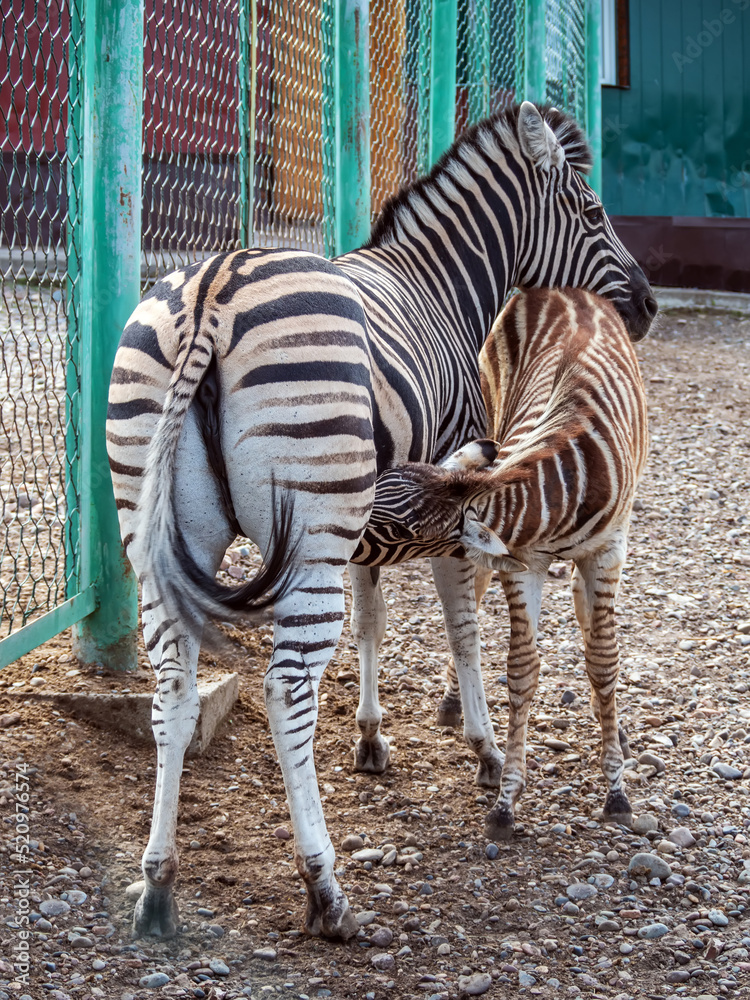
[468,0,490,123]
[429,0,458,164]
[524,0,546,103]
[333,0,371,255]
[585,0,602,194]
[238,0,256,246]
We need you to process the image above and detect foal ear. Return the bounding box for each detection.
[518,101,565,172]
[460,514,528,573]
[441,438,499,471]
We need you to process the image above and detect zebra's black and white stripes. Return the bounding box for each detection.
[107,103,655,939]
[356,287,649,836]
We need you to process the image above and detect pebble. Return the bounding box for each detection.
[518,971,537,986]
[369,927,393,947]
[561,690,576,705]
[668,826,696,847]
[566,883,597,901]
[64,890,87,905]
[619,942,633,955]
[352,848,384,863]
[666,970,691,984]
[125,880,145,900]
[342,834,364,852]
[678,639,696,651]
[708,909,729,927]
[92,960,106,971]
[628,852,672,880]
[632,813,659,834]
[273,826,291,840]
[637,751,666,773]
[590,873,614,889]
[657,838,678,854]
[39,899,71,917]
[672,802,691,818]
[712,762,743,780]
[209,959,230,976]
[252,948,277,961]
[370,952,395,971]
[457,972,492,996]
[138,973,170,988]
[637,922,670,939]
[544,738,571,751]
[485,843,499,860]
[356,910,377,926]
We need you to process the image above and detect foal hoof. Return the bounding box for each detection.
[602,789,633,827]
[353,734,390,773]
[436,697,462,728]
[132,885,180,938]
[485,802,515,842]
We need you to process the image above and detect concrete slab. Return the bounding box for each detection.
[655,286,750,315]
[7,673,239,756]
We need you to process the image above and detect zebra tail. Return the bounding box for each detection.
[135,331,298,626]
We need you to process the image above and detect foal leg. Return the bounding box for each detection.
[436,566,494,727]
[431,556,504,788]
[485,568,545,840]
[264,575,358,939]
[349,564,390,773]
[572,539,632,825]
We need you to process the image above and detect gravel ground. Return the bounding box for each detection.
[0,307,749,1000]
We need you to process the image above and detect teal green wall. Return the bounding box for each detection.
[602,0,750,217]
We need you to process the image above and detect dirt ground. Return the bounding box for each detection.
[1,307,749,1000]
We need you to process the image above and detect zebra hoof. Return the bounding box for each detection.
[602,789,632,827]
[353,735,390,773]
[436,699,462,728]
[475,751,504,788]
[485,803,515,842]
[305,889,359,940]
[132,885,180,938]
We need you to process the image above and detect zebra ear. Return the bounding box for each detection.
[518,101,565,172]
[460,514,528,573]
[440,438,499,471]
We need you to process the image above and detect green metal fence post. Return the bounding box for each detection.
[524,0,546,103]
[238,0,256,246]
[585,0,602,194]
[334,0,370,255]
[467,0,490,123]
[514,0,526,102]
[72,0,141,670]
[429,0,457,164]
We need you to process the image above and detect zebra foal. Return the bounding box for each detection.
[356,287,648,837]
[108,103,655,940]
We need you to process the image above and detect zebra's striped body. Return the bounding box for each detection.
[357,287,648,836]
[107,104,655,939]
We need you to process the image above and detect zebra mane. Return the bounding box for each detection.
[368,103,592,249]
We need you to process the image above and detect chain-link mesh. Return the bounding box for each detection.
[369,0,422,220]
[0,0,81,637]
[545,0,587,123]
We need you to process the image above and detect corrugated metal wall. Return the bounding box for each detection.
[602,0,750,219]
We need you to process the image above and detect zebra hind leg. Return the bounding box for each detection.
[572,555,632,827]
[349,566,390,773]
[133,585,203,937]
[485,569,544,840]
[264,578,358,939]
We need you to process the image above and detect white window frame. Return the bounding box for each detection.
[601,0,618,85]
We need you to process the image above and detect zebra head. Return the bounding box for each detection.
[512,102,657,342]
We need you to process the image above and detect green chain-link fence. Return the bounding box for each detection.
[0,0,600,669]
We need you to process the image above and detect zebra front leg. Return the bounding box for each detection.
[486,569,544,840]
[572,548,632,826]
[349,565,390,773]
[265,581,358,940]
[134,591,201,937]
[431,557,504,789]
[436,565,495,727]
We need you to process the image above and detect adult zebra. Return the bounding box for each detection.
[107,103,656,940]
